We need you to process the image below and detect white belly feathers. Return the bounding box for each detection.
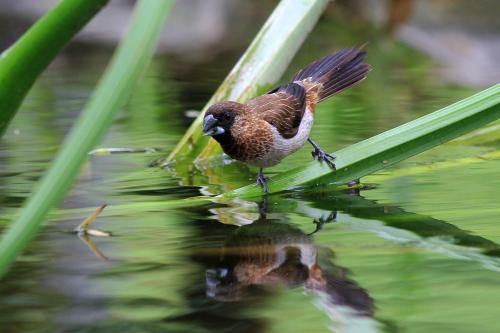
[250,108,314,168]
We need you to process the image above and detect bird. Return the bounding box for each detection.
[202,47,370,193]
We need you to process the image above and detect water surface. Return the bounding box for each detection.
[1,14,500,333]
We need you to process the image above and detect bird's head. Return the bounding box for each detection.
[202,101,245,138]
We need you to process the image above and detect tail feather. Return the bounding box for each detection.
[293,47,370,102]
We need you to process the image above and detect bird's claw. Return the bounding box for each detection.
[257,171,270,193]
[311,147,336,170]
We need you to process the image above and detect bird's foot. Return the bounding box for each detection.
[308,138,336,170]
[308,211,337,235]
[256,169,270,193]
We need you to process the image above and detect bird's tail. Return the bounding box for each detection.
[292,47,370,102]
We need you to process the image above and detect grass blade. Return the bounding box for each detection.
[0,0,174,277]
[0,0,109,137]
[164,0,330,163]
[223,84,500,198]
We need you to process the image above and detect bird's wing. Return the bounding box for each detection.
[247,83,306,139]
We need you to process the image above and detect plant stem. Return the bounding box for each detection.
[0,0,173,278]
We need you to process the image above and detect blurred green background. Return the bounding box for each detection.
[1,1,499,332]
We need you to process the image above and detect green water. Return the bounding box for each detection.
[1,16,500,333]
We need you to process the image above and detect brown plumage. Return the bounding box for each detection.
[203,47,370,193]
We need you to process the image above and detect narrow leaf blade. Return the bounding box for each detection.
[223,84,500,198]
[165,0,330,163]
[0,0,174,277]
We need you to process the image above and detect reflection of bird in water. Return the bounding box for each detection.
[206,215,374,317]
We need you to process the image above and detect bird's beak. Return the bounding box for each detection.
[203,114,225,136]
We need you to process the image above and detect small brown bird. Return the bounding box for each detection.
[203,47,370,193]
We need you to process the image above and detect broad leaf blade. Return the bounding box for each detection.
[165,0,330,163]
[224,84,500,198]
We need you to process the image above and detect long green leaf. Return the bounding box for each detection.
[223,84,500,198]
[0,0,109,137]
[164,0,330,163]
[0,0,174,278]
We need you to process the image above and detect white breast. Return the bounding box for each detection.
[251,108,314,168]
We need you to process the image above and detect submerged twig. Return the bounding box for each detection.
[75,204,111,260]
[74,204,111,237]
[78,235,109,260]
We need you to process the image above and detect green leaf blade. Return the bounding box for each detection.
[165,0,330,163]
[0,0,110,136]
[224,84,500,198]
[0,0,174,278]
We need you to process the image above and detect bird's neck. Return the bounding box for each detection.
[212,131,239,157]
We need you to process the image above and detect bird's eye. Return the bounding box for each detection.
[223,112,232,121]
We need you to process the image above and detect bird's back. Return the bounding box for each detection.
[247,47,369,141]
